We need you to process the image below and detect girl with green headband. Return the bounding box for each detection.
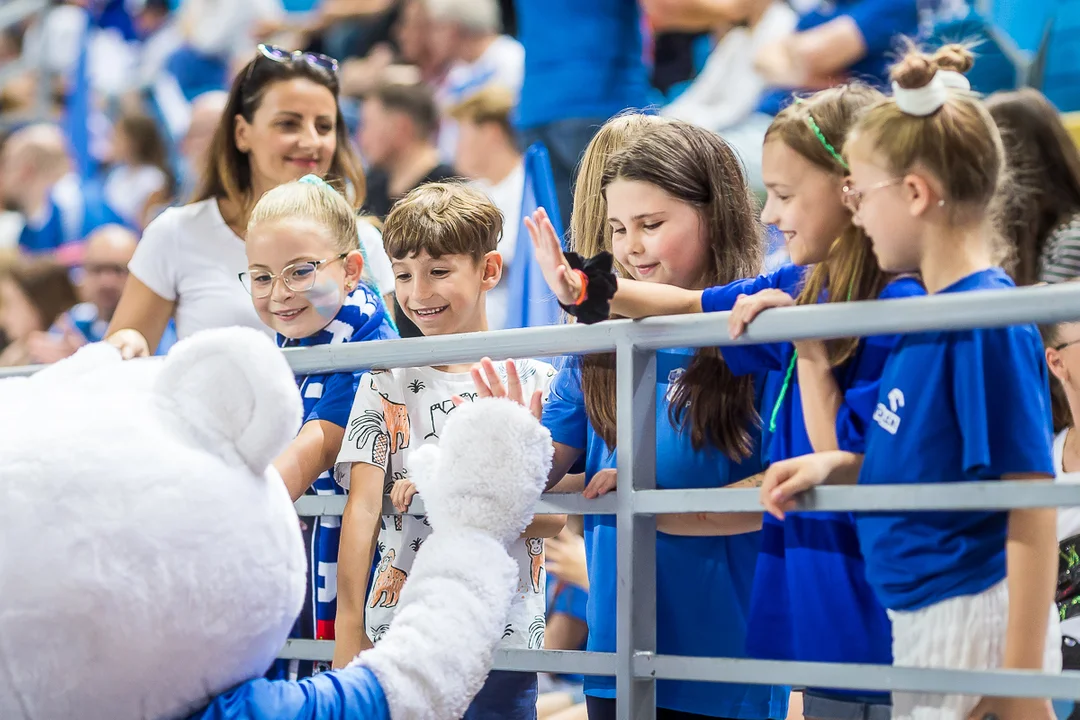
[528,86,925,720]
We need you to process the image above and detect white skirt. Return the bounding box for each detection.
[888,580,1062,720]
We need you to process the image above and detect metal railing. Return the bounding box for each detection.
[11,283,1080,718]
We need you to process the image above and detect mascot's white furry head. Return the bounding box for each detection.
[0,328,307,718]
[0,328,552,720]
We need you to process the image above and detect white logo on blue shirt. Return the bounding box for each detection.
[874,388,905,435]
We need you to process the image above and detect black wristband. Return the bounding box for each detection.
[559,251,618,325]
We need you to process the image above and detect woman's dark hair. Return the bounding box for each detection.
[986,89,1080,286]
[6,257,78,331]
[194,51,366,213]
[583,121,763,459]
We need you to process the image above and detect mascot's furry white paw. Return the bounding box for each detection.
[356,397,552,720]
[0,328,307,720]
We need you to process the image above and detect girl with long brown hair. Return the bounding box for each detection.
[530,87,925,718]
[528,119,789,720]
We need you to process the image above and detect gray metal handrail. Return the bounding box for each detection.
[12,282,1080,718]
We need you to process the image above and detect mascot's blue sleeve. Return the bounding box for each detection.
[187,666,391,720]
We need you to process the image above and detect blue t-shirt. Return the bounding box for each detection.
[187,667,390,719]
[548,579,589,684]
[756,0,919,116]
[541,351,788,719]
[701,265,924,700]
[513,0,651,128]
[856,267,1054,611]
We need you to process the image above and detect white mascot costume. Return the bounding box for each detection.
[0,328,552,720]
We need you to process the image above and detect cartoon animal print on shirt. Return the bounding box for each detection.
[424,398,457,440]
[369,549,407,609]
[528,616,546,650]
[526,537,544,593]
[376,386,411,456]
[371,624,391,643]
[348,411,391,467]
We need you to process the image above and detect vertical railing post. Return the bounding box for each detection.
[615,340,657,719]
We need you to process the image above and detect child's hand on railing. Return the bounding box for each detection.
[728,289,795,340]
[105,328,151,360]
[759,453,834,519]
[454,357,543,421]
[524,207,582,306]
[583,468,617,499]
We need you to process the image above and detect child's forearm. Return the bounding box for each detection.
[611,278,703,319]
[274,420,346,502]
[333,471,385,668]
[795,343,842,453]
[657,512,763,536]
[1003,484,1057,669]
[522,514,567,539]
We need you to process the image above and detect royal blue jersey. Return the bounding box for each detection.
[541,351,788,719]
[267,286,398,681]
[857,268,1054,611]
[701,266,923,699]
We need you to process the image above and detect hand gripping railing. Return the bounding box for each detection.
[11,282,1080,719]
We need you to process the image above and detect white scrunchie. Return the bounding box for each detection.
[892,70,970,116]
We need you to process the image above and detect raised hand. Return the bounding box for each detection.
[455,357,543,421]
[524,207,582,306]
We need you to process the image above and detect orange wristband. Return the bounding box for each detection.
[571,269,589,306]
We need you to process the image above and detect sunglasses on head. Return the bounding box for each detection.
[243,44,339,88]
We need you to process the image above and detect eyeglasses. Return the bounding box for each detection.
[842,178,902,213]
[239,254,347,298]
[1055,339,1080,352]
[243,44,339,90]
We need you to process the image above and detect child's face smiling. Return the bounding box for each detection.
[392,250,501,336]
[245,217,363,338]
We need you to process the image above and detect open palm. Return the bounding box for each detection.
[523,207,581,305]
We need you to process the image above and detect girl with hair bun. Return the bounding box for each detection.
[761,44,1061,720]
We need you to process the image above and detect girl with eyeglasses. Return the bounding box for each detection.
[245,174,398,681]
[762,44,1061,720]
[106,45,395,359]
[529,85,925,720]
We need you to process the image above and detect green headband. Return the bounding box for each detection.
[793,97,849,171]
[299,174,335,192]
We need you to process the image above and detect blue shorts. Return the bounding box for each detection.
[802,692,890,720]
[463,670,538,720]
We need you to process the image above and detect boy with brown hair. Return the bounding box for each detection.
[334,182,564,718]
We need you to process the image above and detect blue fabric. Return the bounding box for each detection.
[756,0,919,116]
[18,179,128,254]
[541,352,788,718]
[267,285,398,681]
[548,580,589,683]
[187,666,390,719]
[513,0,651,128]
[504,143,564,331]
[463,671,539,720]
[701,265,924,700]
[51,302,175,355]
[166,46,230,102]
[857,268,1055,611]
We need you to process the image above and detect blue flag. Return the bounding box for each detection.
[63,11,95,183]
[503,143,565,330]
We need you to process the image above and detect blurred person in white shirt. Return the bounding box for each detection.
[447,86,522,331]
[423,0,523,163]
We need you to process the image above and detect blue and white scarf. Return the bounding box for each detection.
[268,284,397,681]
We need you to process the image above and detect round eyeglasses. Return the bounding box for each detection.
[239,254,347,298]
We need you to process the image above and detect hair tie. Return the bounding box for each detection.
[937,70,971,91]
[298,174,334,192]
[893,72,949,117]
[804,111,849,171]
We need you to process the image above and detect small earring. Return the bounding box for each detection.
[937,199,945,207]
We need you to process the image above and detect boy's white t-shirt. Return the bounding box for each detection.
[1054,428,1080,541]
[127,198,271,340]
[336,359,556,649]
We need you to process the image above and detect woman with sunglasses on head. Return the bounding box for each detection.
[106,45,396,358]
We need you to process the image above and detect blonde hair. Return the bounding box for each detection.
[248,178,360,254]
[383,181,502,262]
[848,44,1003,221]
[569,113,671,269]
[447,85,515,139]
[766,84,890,366]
